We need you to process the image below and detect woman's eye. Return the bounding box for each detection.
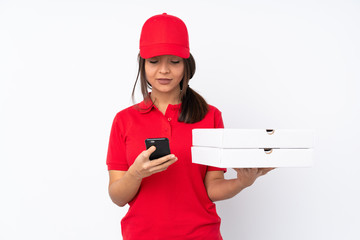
[171,60,180,64]
[149,60,158,64]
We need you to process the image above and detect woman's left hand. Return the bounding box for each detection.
[233,168,275,188]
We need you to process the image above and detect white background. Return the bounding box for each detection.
[1,0,359,239]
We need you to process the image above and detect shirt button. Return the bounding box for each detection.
[168,118,172,121]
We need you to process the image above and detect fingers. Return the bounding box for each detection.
[141,153,177,171]
[234,168,259,173]
[140,154,177,177]
[148,153,177,167]
[259,168,275,175]
[142,146,157,159]
[132,148,178,179]
[148,156,178,174]
[234,168,273,177]
[233,167,275,188]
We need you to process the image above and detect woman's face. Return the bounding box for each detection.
[145,55,184,96]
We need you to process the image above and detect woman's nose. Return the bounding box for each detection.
[159,62,170,74]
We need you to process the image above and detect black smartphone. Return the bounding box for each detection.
[145,138,171,160]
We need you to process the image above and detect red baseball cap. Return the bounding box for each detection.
[139,13,190,59]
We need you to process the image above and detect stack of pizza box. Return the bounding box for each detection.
[191,129,314,168]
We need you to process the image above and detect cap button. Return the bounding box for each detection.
[162,13,167,15]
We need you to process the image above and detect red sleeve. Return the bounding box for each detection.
[207,107,227,172]
[106,113,129,171]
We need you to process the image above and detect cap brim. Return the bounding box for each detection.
[140,43,190,59]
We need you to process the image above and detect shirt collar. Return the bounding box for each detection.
[136,98,182,114]
[136,98,154,114]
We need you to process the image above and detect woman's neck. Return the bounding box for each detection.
[150,89,181,115]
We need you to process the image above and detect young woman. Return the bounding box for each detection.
[106,13,273,240]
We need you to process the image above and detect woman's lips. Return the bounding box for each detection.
[156,78,172,85]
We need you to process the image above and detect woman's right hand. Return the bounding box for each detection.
[128,146,178,180]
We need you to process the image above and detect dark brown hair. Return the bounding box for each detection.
[131,53,209,123]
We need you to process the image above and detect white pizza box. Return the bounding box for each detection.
[191,147,313,168]
[192,129,314,149]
